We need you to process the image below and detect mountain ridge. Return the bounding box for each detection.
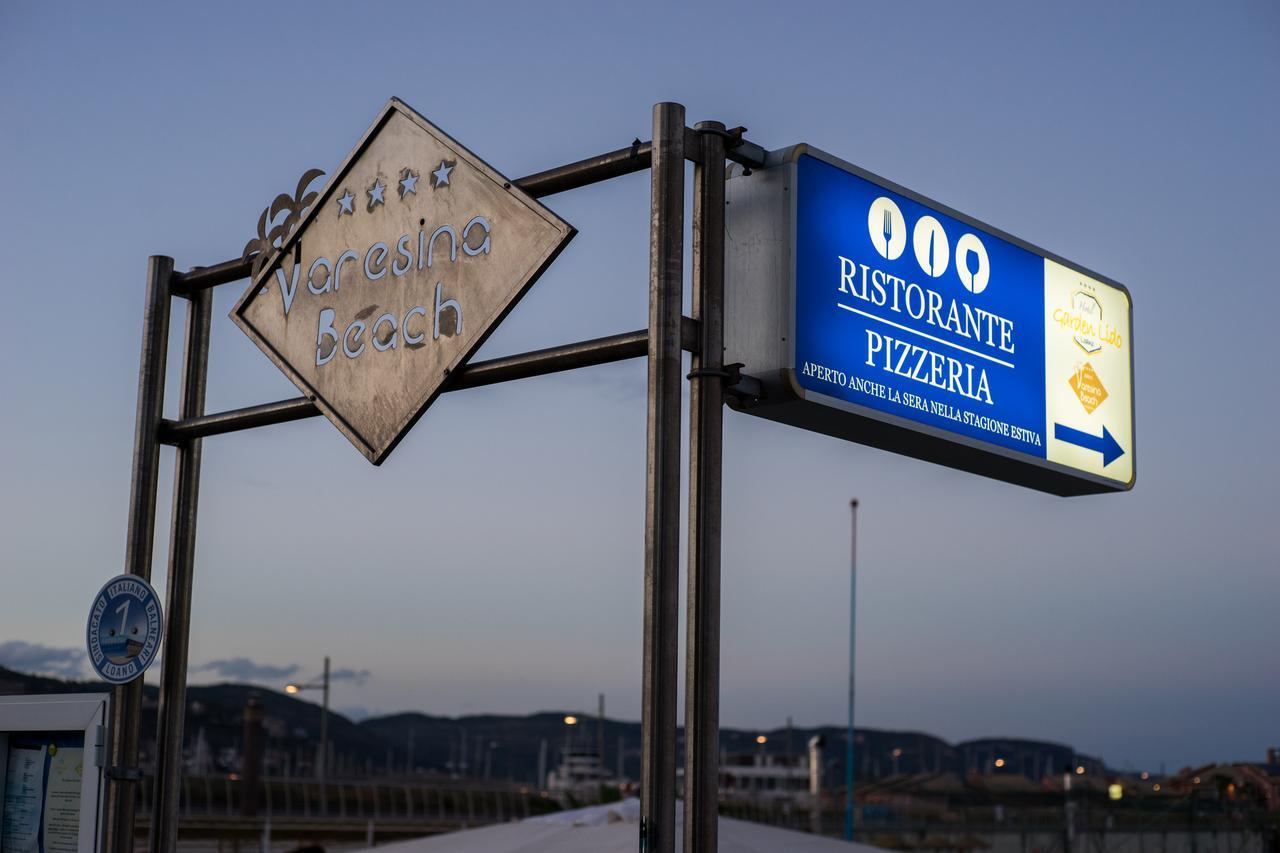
[0,666,1106,783]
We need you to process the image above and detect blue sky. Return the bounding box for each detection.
[0,1,1276,771]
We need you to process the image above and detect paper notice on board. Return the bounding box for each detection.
[2,744,47,853]
[42,746,83,853]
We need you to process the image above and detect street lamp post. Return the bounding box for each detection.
[286,656,331,784]
[321,656,329,781]
[484,741,499,780]
[755,736,768,800]
[563,715,578,765]
[846,499,859,842]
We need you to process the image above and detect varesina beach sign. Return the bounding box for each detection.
[725,146,1134,495]
[233,98,575,464]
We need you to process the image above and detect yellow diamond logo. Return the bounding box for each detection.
[1069,362,1108,414]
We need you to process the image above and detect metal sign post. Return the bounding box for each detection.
[103,100,761,853]
[149,285,211,853]
[845,498,858,842]
[684,120,727,853]
[639,100,684,853]
[101,255,171,853]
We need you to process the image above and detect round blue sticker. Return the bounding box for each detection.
[86,574,164,684]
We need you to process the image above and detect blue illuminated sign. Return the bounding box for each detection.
[724,146,1135,494]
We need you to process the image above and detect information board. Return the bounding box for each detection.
[0,695,107,853]
[724,145,1135,495]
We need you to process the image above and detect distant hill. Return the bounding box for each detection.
[0,666,1105,784]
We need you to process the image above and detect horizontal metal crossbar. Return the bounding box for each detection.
[516,139,654,197]
[170,138,665,297]
[167,127,763,297]
[169,257,255,293]
[159,319,699,444]
[725,137,767,169]
[159,397,318,443]
[160,127,719,443]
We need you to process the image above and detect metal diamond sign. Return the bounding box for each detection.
[232,98,575,464]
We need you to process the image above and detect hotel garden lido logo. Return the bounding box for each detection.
[1068,290,1103,354]
[867,196,990,294]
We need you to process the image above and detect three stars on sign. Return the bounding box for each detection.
[335,159,453,217]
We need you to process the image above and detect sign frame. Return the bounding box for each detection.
[109,101,730,853]
[230,97,576,465]
[0,693,109,853]
[724,143,1136,496]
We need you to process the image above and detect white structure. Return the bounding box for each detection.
[808,735,825,796]
[546,745,612,804]
[357,798,883,853]
[719,752,812,802]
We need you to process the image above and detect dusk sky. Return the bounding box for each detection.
[1,2,1276,773]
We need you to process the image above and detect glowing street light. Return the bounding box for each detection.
[994,758,1006,768]
[561,714,579,761]
[284,657,330,784]
[1075,765,1086,775]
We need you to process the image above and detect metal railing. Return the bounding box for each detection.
[133,774,559,826]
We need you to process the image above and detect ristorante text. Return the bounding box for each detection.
[837,256,1017,405]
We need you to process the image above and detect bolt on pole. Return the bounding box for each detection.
[846,498,859,842]
[321,655,330,787]
[640,101,685,853]
[684,120,727,853]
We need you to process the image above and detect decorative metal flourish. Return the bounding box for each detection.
[241,168,326,277]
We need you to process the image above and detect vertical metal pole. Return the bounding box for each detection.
[684,120,726,853]
[845,499,859,842]
[151,287,213,853]
[640,101,685,853]
[597,693,606,777]
[103,255,173,853]
[321,656,330,785]
[1064,772,1075,853]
